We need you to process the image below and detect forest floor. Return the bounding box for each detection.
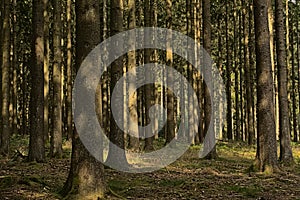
[1,138,300,200]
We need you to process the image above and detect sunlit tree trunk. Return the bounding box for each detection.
[127,0,139,151]
[268,0,279,141]
[43,0,50,142]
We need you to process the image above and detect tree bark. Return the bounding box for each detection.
[50,0,63,158]
[275,0,294,164]
[253,0,278,172]
[203,0,217,159]
[28,0,46,162]
[127,0,140,151]
[143,0,154,151]
[225,1,233,141]
[66,0,73,141]
[62,0,106,198]
[0,0,11,155]
[106,0,129,168]
[165,0,175,145]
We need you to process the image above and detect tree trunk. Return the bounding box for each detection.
[225,1,232,141]
[165,0,175,145]
[50,0,63,158]
[62,0,106,198]
[143,0,154,151]
[44,0,50,143]
[275,0,294,164]
[290,17,298,143]
[127,0,140,151]
[202,0,217,159]
[66,0,73,141]
[243,0,255,146]
[28,0,45,162]
[0,0,11,155]
[233,0,240,141]
[106,0,129,168]
[253,0,278,172]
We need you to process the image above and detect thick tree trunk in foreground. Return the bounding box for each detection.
[253,0,278,172]
[62,0,105,199]
[275,0,293,164]
[28,0,45,162]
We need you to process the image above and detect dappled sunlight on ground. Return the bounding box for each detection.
[1,142,300,199]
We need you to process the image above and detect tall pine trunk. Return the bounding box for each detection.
[0,0,11,155]
[127,0,139,151]
[253,0,278,172]
[165,0,175,145]
[202,0,217,159]
[106,0,129,168]
[28,0,46,162]
[50,0,63,158]
[62,0,106,198]
[275,0,294,164]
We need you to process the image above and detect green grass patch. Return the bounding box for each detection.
[225,185,262,198]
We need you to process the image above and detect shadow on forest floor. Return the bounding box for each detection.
[1,140,300,199]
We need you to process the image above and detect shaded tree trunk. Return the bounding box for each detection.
[50,0,63,158]
[202,0,217,159]
[61,0,106,198]
[144,0,154,151]
[275,0,294,164]
[66,0,73,141]
[253,0,278,172]
[106,0,129,168]
[243,0,255,146]
[28,0,46,162]
[0,0,11,155]
[165,0,175,145]
[225,1,232,141]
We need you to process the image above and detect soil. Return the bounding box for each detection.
[1,142,300,199]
